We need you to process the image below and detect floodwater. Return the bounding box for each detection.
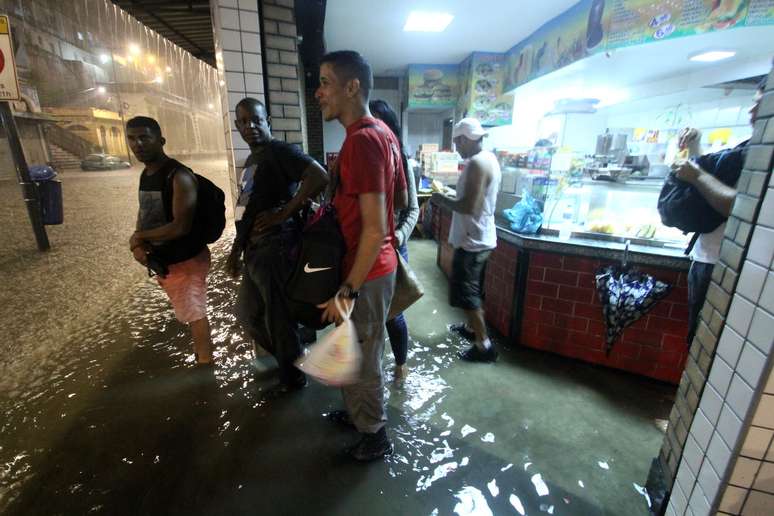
[0,239,665,515]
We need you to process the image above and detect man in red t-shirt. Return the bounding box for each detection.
[315,50,407,461]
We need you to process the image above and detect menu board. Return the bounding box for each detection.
[458,53,514,127]
[503,0,774,93]
[407,64,459,109]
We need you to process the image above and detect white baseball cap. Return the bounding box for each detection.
[452,118,487,141]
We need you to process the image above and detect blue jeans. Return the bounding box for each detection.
[385,245,409,366]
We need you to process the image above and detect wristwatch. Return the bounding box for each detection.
[338,283,359,299]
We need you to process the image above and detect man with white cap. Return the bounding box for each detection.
[443,117,502,362]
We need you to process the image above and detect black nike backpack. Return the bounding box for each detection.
[162,159,227,245]
[285,203,346,330]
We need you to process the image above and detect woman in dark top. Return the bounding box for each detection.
[369,100,419,381]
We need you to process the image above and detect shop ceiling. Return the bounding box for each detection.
[111,0,215,66]
[323,0,581,75]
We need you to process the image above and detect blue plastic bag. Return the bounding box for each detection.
[29,165,57,181]
[503,190,543,235]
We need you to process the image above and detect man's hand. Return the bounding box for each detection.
[673,160,703,184]
[317,294,354,325]
[225,246,242,278]
[678,127,700,151]
[252,208,286,234]
[132,245,148,266]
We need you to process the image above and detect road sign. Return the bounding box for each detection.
[0,15,20,101]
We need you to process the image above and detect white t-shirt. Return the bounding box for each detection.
[690,223,725,264]
[449,151,502,252]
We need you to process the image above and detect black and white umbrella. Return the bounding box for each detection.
[594,242,672,355]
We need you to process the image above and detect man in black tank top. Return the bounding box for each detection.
[127,116,215,366]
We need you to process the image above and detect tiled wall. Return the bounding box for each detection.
[521,253,689,383]
[666,66,774,516]
[210,0,266,198]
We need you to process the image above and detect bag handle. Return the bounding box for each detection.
[333,292,354,321]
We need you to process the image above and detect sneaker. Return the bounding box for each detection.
[449,322,476,341]
[458,344,498,363]
[347,428,393,461]
[264,374,307,399]
[325,409,355,428]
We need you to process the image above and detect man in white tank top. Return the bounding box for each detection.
[441,118,502,362]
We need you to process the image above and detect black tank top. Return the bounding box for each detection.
[137,159,205,265]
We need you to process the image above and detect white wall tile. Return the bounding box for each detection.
[239,10,260,32]
[752,461,774,493]
[747,226,774,267]
[752,394,774,429]
[219,7,240,30]
[742,426,774,460]
[758,188,774,228]
[238,0,258,11]
[698,460,722,507]
[219,0,238,7]
[737,261,768,304]
[730,456,761,488]
[220,29,242,51]
[719,484,748,513]
[728,374,756,420]
[741,488,774,513]
[233,148,250,167]
[700,385,725,424]
[737,343,768,389]
[717,404,745,452]
[710,356,735,397]
[665,504,677,516]
[225,71,245,92]
[747,308,774,355]
[244,73,263,94]
[222,50,244,72]
[687,484,711,516]
[692,409,716,449]
[727,295,756,338]
[671,481,689,516]
[677,462,698,504]
[718,327,747,368]
[241,32,260,53]
[684,434,705,475]
[707,431,733,477]
[759,272,774,315]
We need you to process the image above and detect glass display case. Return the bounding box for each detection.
[496,146,691,249]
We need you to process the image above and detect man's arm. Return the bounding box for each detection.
[443,159,490,215]
[130,169,197,247]
[674,160,736,217]
[253,160,329,232]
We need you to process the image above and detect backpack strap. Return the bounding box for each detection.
[161,159,197,222]
[684,232,700,256]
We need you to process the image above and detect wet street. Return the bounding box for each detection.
[0,238,673,515]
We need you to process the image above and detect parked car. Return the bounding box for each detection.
[80,154,132,171]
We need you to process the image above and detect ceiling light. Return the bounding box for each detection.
[403,11,453,32]
[128,43,141,55]
[99,53,110,64]
[96,86,106,94]
[689,51,735,63]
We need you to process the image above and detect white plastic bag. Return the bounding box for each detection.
[295,295,361,386]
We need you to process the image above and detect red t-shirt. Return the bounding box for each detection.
[333,117,407,282]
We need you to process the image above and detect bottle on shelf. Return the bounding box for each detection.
[559,202,574,240]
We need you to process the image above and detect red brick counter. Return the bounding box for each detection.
[431,198,690,384]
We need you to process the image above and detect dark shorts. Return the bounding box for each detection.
[450,248,492,310]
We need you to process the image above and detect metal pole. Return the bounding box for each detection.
[0,101,50,251]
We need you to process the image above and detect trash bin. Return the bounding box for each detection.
[29,165,63,225]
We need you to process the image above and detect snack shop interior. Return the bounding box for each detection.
[322,0,774,513]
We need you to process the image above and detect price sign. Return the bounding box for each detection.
[0,15,21,101]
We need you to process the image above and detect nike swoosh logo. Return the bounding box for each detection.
[304,263,332,273]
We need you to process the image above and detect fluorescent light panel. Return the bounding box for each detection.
[404,11,453,32]
[689,51,736,62]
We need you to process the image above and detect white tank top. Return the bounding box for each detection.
[449,150,501,252]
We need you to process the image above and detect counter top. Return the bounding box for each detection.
[431,193,689,270]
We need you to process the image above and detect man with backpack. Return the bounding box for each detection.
[225,97,329,396]
[669,78,766,344]
[314,51,408,461]
[128,116,223,365]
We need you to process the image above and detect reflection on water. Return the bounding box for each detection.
[0,237,657,515]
